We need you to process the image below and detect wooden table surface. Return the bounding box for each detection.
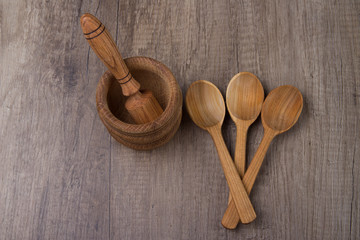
[1,0,359,239]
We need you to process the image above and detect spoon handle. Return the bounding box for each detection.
[224,123,248,228]
[208,125,256,224]
[235,122,249,177]
[221,129,276,228]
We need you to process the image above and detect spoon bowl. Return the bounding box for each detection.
[262,85,303,133]
[226,72,264,122]
[186,80,225,129]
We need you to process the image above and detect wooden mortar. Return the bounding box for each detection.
[96,56,182,150]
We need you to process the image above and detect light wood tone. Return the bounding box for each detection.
[80,13,163,124]
[223,72,264,228]
[186,80,256,224]
[97,57,182,150]
[1,0,359,239]
[222,85,303,228]
[80,13,137,92]
[226,73,264,175]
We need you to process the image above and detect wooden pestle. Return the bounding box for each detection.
[80,13,163,124]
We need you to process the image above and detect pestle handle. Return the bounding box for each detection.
[80,13,164,124]
[80,13,139,96]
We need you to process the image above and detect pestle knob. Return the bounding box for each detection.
[80,13,163,124]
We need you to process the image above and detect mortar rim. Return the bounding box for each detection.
[96,56,181,135]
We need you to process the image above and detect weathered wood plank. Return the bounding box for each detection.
[0,1,110,239]
[109,0,359,239]
[0,0,359,239]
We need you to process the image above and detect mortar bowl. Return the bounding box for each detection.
[96,57,183,150]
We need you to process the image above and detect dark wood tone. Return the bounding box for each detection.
[0,0,359,239]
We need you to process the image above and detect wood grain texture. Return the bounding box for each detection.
[223,72,264,228]
[185,80,257,223]
[96,57,182,150]
[80,13,164,124]
[222,85,303,228]
[226,72,264,177]
[0,0,359,239]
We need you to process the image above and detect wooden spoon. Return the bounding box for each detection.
[224,72,264,227]
[221,85,303,229]
[186,80,256,224]
[80,13,163,124]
